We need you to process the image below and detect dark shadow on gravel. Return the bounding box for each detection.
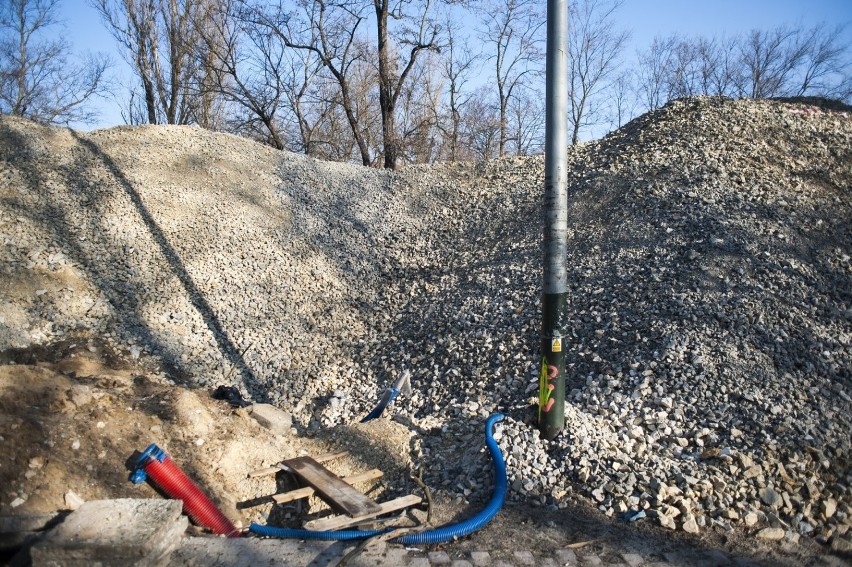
[0,121,261,392]
[66,131,261,392]
[0,123,185,377]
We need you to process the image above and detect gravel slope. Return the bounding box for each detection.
[0,96,850,552]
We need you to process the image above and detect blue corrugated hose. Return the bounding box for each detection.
[249,413,507,544]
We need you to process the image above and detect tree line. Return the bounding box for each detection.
[1,0,850,168]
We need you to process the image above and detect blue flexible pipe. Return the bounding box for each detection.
[249,413,507,544]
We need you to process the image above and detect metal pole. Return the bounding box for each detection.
[538,0,568,441]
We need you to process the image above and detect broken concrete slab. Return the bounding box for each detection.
[249,404,293,435]
[0,514,60,534]
[0,514,64,553]
[29,499,187,567]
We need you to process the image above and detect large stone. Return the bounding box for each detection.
[822,497,837,520]
[759,487,783,509]
[249,403,293,435]
[29,499,187,566]
[658,513,677,530]
[0,514,59,552]
[682,514,700,534]
[755,527,785,541]
[831,535,852,553]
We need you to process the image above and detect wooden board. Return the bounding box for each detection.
[272,469,384,504]
[304,495,422,531]
[283,456,382,517]
[247,451,349,478]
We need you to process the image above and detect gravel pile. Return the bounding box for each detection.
[0,96,850,551]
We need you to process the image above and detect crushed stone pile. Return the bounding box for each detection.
[0,97,850,552]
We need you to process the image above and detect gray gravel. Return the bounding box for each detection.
[1,96,850,552]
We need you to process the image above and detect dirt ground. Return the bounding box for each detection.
[0,334,837,566]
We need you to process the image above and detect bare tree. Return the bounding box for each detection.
[480,0,544,156]
[736,25,809,99]
[636,36,675,111]
[397,53,442,164]
[0,0,110,124]
[508,87,543,155]
[437,12,478,162]
[191,0,229,129]
[308,76,362,160]
[666,36,700,98]
[794,22,851,98]
[567,0,628,144]
[92,0,209,124]
[372,0,439,169]
[698,35,739,97]
[245,0,375,165]
[195,0,289,148]
[462,85,500,160]
[607,69,634,129]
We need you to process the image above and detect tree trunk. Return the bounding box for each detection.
[375,0,397,169]
[136,44,159,123]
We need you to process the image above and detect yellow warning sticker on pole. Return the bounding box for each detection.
[551,338,562,352]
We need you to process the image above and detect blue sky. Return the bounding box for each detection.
[59,0,852,131]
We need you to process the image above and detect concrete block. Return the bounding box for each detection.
[30,499,187,567]
[172,537,337,566]
[0,515,59,534]
[0,514,62,552]
[250,404,293,435]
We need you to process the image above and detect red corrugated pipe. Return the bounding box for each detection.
[131,443,240,537]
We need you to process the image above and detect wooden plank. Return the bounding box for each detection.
[272,469,384,504]
[247,451,349,478]
[304,495,422,531]
[284,456,382,517]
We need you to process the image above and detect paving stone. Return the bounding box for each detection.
[555,549,577,564]
[408,558,431,567]
[375,546,410,565]
[428,551,452,565]
[30,499,186,567]
[580,555,602,566]
[513,550,536,565]
[492,561,514,567]
[620,552,644,566]
[171,537,339,566]
[539,558,558,567]
[470,551,492,566]
[451,561,473,567]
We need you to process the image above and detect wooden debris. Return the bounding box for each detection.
[272,469,383,504]
[247,450,349,478]
[304,495,422,531]
[285,456,382,517]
